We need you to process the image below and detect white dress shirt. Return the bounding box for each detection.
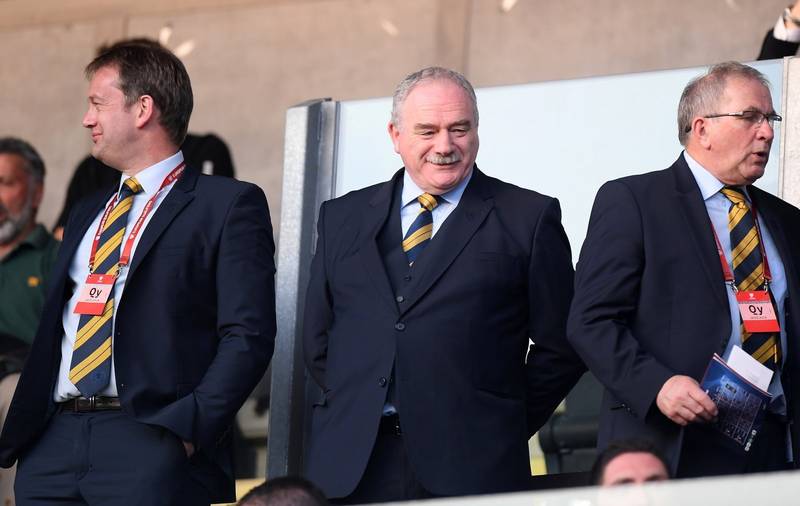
[54,151,184,401]
[400,169,472,239]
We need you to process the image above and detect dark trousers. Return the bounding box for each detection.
[331,416,435,504]
[15,410,209,506]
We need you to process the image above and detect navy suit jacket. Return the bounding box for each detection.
[303,167,585,497]
[567,155,800,475]
[0,166,276,502]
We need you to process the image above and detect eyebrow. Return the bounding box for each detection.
[413,120,472,130]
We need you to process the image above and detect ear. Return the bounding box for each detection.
[388,121,401,154]
[693,117,713,150]
[134,95,156,129]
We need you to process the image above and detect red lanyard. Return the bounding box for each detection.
[88,162,185,273]
[711,197,772,291]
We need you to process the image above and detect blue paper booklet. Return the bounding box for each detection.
[700,354,772,452]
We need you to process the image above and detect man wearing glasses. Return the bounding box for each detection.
[568,61,800,477]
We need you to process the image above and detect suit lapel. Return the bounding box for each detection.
[125,167,196,280]
[400,167,493,315]
[55,188,116,282]
[751,187,794,281]
[357,170,403,315]
[672,156,729,312]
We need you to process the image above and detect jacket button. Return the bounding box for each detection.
[396,295,405,303]
[403,275,412,282]
[395,322,405,331]
[378,377,387,387]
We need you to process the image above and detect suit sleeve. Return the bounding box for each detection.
[567,181,673,421]
[524,198,586,435]
[303,202,333,391]
[191,184,276,449]
[758,28,800,60]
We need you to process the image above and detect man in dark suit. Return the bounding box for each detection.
[0,40,276,505]
[568,61,800,477]
[303,66,585,502]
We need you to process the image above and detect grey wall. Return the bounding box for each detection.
[0,0,790,234]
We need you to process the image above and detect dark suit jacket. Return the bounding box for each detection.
[0,166,276,502]
[303,167,585,498]
[567,155,800,475]
[758,29,799,60]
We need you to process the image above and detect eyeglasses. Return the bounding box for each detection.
[703,110,782,127]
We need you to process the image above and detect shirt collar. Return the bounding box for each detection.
[117,151,184,198]
[401,166,473,208]
[20,224,50,249]
[683,151,750,202]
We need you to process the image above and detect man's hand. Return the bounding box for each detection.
[182,440,195,458]
[656,375,717,426]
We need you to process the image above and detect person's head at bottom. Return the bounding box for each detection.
[238,476,328,506]
[592,439,670,486]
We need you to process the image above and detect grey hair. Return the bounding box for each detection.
[391,66,479,129]
[677,61,771,146]
[0,137,45,183]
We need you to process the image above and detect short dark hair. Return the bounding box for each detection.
[0,137,45,183]
[590,438,670,485]
[237,476,327,506]
[85,38,193,146]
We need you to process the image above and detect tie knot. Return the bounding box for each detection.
[417,193,441,212]
[720,186,748,209]
[120,177,143,199]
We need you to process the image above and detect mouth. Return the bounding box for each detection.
[91,132,101,142]
[752,150,769,164]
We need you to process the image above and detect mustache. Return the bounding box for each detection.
[426,153,462,165]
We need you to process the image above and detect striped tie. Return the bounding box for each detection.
[402,193,441,266]
[721,186,780,370]
[69,177,143,396]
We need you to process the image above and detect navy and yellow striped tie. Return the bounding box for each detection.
[721,186,780,370]
[402,193,441,266]
[69,177,143,395]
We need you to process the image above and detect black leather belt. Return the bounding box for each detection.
[379,413,402,435]
[59,396,121,413]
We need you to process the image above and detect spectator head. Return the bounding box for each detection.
[0,137,45,247]
[678,62,776,186]
[83,38,193,167]
[237,476,327,506]
[592,439,670,486]
[388,66,479,196]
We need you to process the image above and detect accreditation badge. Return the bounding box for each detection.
[74,273,115,315]
[736,290,780,333]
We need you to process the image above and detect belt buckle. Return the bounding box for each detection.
[74,395,96,413]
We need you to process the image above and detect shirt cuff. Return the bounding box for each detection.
[774,15,800,43]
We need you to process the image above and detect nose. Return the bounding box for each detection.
[433,130,454,154]
[82,106,95,128]
[757,119,774,142]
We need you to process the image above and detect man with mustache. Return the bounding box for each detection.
[0,137,59,506]
[303,66,585,502]
[0,137,59,349]
[568,62,800,477]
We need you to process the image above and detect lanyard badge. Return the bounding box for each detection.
[74,162,185,316]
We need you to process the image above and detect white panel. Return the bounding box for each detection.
[334,61,783,263]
